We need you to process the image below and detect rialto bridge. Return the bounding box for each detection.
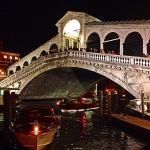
[0,11,150,100]
[0,50,150,100]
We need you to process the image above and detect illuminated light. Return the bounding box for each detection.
[56,101,61,105]
[63,19,81,38]
[10,56,12,59]
[4,55,7,59]
[51,108,54,115]
[34,125,39,135]
[1,72,4,75]
[15,57,18,60]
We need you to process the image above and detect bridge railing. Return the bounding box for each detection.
[1,50,150,87]
[69,51,150,68]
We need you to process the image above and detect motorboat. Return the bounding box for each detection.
[126,99,150,120]
[9,107,61,150]
[56,97,99,112]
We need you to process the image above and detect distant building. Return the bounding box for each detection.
[0,40,20,80]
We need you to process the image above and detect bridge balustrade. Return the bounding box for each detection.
[70,51,150,68]
[1,50,150,87]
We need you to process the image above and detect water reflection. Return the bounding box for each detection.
[0,110,147,150]
[53,111,146,150]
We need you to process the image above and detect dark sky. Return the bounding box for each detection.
[0,0,150,57]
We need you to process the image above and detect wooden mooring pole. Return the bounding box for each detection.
[99,90,103,118]
[3,90,11,142]
[10,92,17,120]
[3,90,17,143]
[141,90,145,119]
[3,90,11,128]
[107,91,112,123]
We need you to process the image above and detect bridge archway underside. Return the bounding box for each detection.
[0,51,150,99]
[19,68,106,100]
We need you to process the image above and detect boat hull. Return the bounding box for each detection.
[9,107,60,150]
[13,125,59,150]
[59,103,99,112]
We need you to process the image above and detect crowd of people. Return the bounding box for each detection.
[80,47,117,54]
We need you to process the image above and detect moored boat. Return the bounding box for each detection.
[126,99,150,120]
[9,107,60,150]
[56,98,99,112]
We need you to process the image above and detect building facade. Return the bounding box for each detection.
[0,40,20,80]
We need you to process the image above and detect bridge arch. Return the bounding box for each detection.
[49,43,58,51]
[86,32,100,52]
[16,66,21,72]
[103,32,120,54]
[17,60,139,99]
[40,50,47,57]
[31,56,38,62]
[123,32,143,57]
[63,19,81,49]
[23,61,29,67]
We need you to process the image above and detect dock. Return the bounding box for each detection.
[111,114,150,134]
[110,114,150,149]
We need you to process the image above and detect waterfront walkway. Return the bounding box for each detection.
[112,113,150,134]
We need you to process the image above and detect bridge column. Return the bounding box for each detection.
[120,41,124,55]
[143,40,147,55]
[100,42,103,50]
[80,22,86,48]
[58,26,64,51]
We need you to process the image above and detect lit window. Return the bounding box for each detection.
[4,55,7,59]
[15,57,18,60]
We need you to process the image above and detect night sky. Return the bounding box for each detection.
[0,0,150,57]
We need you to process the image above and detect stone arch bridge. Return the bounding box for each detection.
[0,51,150,100]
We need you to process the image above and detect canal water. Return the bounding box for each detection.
[0,100,148,150]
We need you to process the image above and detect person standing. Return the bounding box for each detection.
[118,93,128,119]
[112,91,119,114]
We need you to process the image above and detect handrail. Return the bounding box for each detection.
[0,50,150,87]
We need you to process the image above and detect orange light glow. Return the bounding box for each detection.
[15,57,18,60]
[34,126,39,135]
[4,55,7,59]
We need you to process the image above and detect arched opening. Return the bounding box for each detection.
[9,70,14,75]
[63,19,81,50]
[123,32,143,57]
[49,44,58,54]
[31,56,38,62]
[40,50,47,57]
[50,44,58,50]
[16,66,21,72]
[23,61,29,67]
[103,32,120,54]
[86,32,100,52]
